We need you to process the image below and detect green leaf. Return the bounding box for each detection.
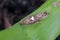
[0,0,60,40]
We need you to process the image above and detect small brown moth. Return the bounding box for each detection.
[21,11,48,25]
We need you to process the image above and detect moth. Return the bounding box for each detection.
[21,11,48,25]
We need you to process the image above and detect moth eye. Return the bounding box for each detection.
[22,18,30,25]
